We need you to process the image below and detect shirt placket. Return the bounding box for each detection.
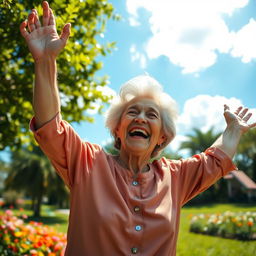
[129,175,144,255]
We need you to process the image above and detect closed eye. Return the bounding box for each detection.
[127,110,138,115]
[147,112,158,119]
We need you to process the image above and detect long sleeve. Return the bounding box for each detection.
[30,112,101,189]
[167,147,237,206]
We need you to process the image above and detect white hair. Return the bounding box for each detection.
[105,75,178,157]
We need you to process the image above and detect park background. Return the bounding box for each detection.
[1,0,256,255]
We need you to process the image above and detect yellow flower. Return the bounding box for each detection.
[14,231,23,237]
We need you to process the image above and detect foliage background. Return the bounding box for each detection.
[0,0,117,150]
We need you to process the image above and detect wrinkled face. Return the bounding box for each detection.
[116,97,166,156]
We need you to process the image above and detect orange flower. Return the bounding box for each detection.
[247,221,253,227]
[21,243,30,249]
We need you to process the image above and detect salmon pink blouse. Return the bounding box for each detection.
[30,113,236,256]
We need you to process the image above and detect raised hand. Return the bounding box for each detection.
[223,104,256,134]
[20,1,71,61]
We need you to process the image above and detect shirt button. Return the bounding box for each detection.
[134,206,140,212]
[131,247,139,254]
[135,225,142,231]
[132,180,139,186]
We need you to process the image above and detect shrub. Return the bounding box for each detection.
[2,190,23,209]
[0,210,66,255]
[189,211,256,240]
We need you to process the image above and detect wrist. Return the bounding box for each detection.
[34,55,57,65]
[225,121,243,136]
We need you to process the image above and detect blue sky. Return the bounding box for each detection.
[1,0,256,161]
[73,0,256,152]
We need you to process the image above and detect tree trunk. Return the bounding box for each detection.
[33,194,43,218]
[31,196,35,210]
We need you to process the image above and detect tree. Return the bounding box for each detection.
[0,0,118,150]
[236,128,256,181]
[5,146,69,217]
[103,139,119,156]
[0,158,9,195]
[179,127,220,155]
[159,149,182,160]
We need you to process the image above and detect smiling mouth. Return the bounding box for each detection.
[128,128,150,139]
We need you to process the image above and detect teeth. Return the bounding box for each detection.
[129,128,148,136]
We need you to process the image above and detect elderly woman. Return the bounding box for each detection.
[20,2,255,256]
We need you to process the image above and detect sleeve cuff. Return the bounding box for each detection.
[205,147,238,174]
[29,112,62,137]
[29,112,63,143]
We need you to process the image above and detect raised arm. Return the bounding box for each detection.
[20,1,71,129]
[211,104,256,159]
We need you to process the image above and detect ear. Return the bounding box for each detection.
[158,133,167,146]
[115,126,120,137]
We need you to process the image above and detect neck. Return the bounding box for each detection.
[118,150,151,174]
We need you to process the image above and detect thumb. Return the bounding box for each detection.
[224,104,229,112]
[60,23,71,45]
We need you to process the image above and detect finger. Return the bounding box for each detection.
[20,20,30,40]
[234,106,243,115]
[32,9,41,28]
[43,1,50,26]
[243,113,252,122]
[28,12,36,32]
[224,104,230,112]
[60,23,71,45]
[49,8,56,26]
[239,108,248,118]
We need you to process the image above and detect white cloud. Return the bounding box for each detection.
[126,0,254,73]
[230,18,256,63]
[177,95,243,135]
[168,134,188,154]
[100,137,114,147]
[96,84,117,98]
[86,85,117,115]
[167,94,256,155]
[130,44,147,68]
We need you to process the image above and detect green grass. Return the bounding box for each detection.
[1,203,255,255]
[177,204,256,256]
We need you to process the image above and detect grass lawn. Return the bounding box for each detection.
[1,203,255,255]
[177,204,256,256]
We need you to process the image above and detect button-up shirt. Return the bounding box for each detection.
[30,113,236,256]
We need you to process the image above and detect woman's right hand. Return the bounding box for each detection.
[20,1,71,62]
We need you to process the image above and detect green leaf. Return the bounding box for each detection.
[0,0,119,151]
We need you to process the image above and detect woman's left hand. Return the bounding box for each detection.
[224,104,256,134]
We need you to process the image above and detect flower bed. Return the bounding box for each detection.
[189,211,256,240]
[0,210,67,256]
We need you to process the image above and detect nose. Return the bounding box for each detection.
[135,112,147,123]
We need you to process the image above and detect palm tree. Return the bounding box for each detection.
[179,127,221,155]
[236,128,256,181]
[5,146,69,217]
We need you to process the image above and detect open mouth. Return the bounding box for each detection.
[128,128,149,139]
